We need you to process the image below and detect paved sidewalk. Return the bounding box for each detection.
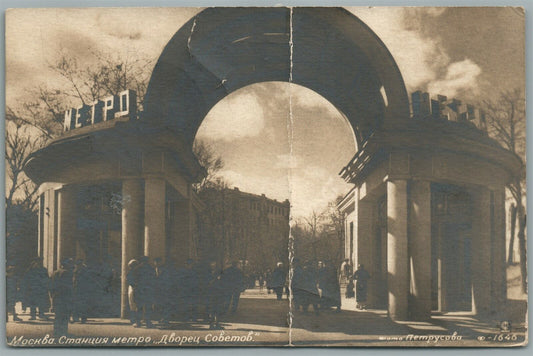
[6,290,527,347]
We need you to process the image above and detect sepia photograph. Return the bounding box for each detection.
[4,5,527,347]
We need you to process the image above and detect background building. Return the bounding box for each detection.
[198,187,290,274]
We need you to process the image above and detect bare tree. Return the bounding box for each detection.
[51,50,152,109]
[484,88,527,293]
[192,139,225,192]
[324,195,346,267]
[5,112,46,211]
[303,210,325,262]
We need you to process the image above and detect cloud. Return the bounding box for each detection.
[350,8,449,91]
[96,13,143,40]
[348,8,484,101]
[196,91,266,141]
[289,166,351,218]
[275,154,299,169]
[427,59,482,98]
[291,84,340,117]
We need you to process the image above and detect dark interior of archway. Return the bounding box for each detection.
[144,7,407,149]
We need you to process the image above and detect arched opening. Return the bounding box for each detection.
[190,81,356,274]
[144,7,410,148]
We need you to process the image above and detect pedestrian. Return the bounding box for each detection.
[126,259,139,325]
[50,258,74,337]
[292,260,319,315]
[222,261,244,314]
[318,261,341,312]
[258,272,265,292]
[272,262,286,301]
[194,260,211,321]
[7,264,22,322]
[340,259,352,283]
[345,279,355,298]
[153,257,171,325]
[23,257,50,320]
[302,261,320,315]
[265,268,273,294]
[207,261,225,329]
[72,259,92,323]
[353,264,371,309]
[134,256,156,328]
[177,259,199,321]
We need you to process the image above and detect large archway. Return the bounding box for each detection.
[143,7,410,147]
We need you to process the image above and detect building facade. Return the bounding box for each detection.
[199,187,290,273]
[25,91,206,317]
[338,92,520,320]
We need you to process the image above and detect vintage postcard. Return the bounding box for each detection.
[4,6,527,347]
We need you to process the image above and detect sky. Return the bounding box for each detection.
[5,7,525,218]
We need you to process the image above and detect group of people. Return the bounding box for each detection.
[126,257,244,330]
[7,256,372,335]
[6,257,117,336]
[290,259,371,314]
[291,259,342,315]
[342,260,371,310]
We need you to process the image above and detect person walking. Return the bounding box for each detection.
[7,264,22,322]
[178,259,199,321]
[134,256,156,328]
[154,257,175,326]
[207,261,225,329]
[126,259,139,325]
[272,262,286,301]
[23,257,50,320]
[50,258,74,337]
[222,261,244,314]
[353,264,371,310]
[72,259,92,323]
[318,261,341,312]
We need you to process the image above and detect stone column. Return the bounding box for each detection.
[357,193,374,305]
[408,180,432,320]
[387,179,409,321]
[57,186,77,266]
[436,222,447,312]
[144,178,166,260]
[492,189,507,316]
[471,187,492,316]
[121,179,143,318]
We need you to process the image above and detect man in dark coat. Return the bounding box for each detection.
[265,268,273,294]
[50,258,74,337]
[72,259,92,323]
[272,262,286,300]
[134,256,156,328]
[318,261,341,312]
[301,261,320,315]
[23,257,50,320]
[7,264,22,322]
[194,260,213,321]
[177,259,199,321]
[157,258,178,326]
[126,259,139,325]
[207,261,225,329]
[222,261,244,314]
[353,264,371,309]
[153,257,169,325]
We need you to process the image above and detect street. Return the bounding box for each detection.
[6,288,527,347]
